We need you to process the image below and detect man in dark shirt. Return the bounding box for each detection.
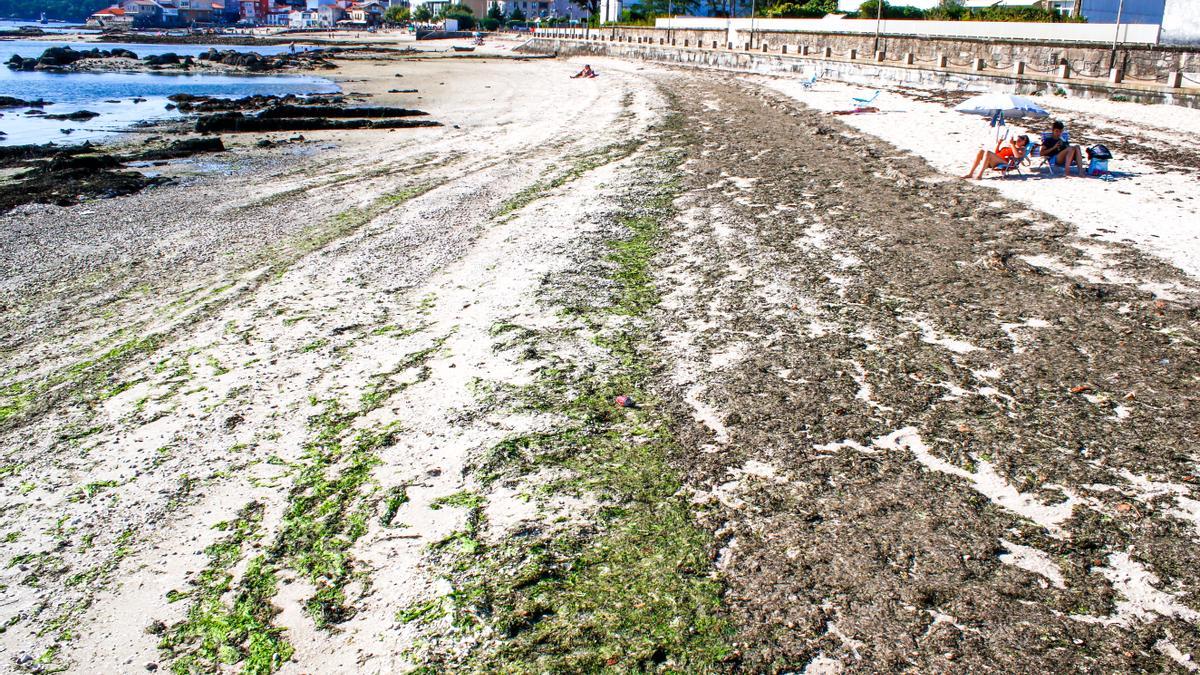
[1042,120,1084,176]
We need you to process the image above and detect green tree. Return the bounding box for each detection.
[412,4,433,21]
[570,0,600,28]
[487,2,504,20]
[619,3,649,22]
[509,5,526,20]
[384,5,410,23]
[762,0,836,17]
[925,0,964,19]
[857,0,886,18]
[442,2,476,28]
[0,0,110,22]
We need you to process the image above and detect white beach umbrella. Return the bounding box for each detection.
[954,93,1048,119]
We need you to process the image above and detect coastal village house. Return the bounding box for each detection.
[347,1,386,25]
[238,0,272,23]
[85,6,134,27]
[489,0,588,19]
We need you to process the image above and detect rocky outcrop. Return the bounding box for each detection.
[166,93,346,113]
[0,96,49,108]
[5,46,140,71]
[197,48,336,72]
[256,105,428,119]
[196,112,441,133]
[124,137,226,161]
[44,110,101,121]
[0,151,168,212]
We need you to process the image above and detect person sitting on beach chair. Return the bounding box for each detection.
[1038,120,1085,177]
[963,134,1030,180]
[570,64,597,79]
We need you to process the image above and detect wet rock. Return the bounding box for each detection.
[0,142,93,168]
[257,105,429,120]
[167,92,344,113]
[196,112,440,134]
[0,150,168,213]
[142,52,181,67]
[5,55,37,71]
[0,95,48,108]
[44,110,100,121]
[125,136,225,161]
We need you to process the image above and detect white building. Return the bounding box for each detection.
[494,0,588,19]
[289,8,320,25]
[599,0,620,22]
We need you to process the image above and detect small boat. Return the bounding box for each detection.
[39,12,49,24]
[452,45,474,52]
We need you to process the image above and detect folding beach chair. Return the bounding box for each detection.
[1034,130,1070,176]
[982,129,1029,179]
[801,73,819,90]
[988,147,1029,178]
[851,90,879,108]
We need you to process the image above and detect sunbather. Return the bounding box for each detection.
[570,65,597,79]
[963,134,1030,179]
[1040,120,1085,176]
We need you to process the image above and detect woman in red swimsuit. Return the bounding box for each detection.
[963,134,1030,180]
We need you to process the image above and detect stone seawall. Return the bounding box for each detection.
[523,36,1200,109]
[574,26,1200,85]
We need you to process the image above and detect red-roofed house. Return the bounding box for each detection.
[86,5,135,27]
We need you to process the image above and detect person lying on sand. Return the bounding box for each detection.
[1041,120,1085,177]
[962,134,1030,179]
[571,65,598,79]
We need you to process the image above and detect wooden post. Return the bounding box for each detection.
[1167,71,1182,87]
[1108,67,1123,83]
[904,52,913,65]
[972,57,984,71]
[848,48,857,60]
[1058,61,1071,78]
[937,53,947,68]
[823,46,832,58]
[802,45,810,56]
[875,50,884,62]
[1013,61,1025,75]
[781,45,788,54]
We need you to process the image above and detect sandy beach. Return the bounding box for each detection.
[1,34,1198,673]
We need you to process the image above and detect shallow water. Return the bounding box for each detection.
[0,39,307,60]
[0,19,93,35]
[0,41,335,146]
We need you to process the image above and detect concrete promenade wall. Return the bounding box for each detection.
[524,35,1200,108]
[556,26,1200,85]
[654,17,1163,45]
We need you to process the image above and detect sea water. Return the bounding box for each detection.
[0,39,336,145]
